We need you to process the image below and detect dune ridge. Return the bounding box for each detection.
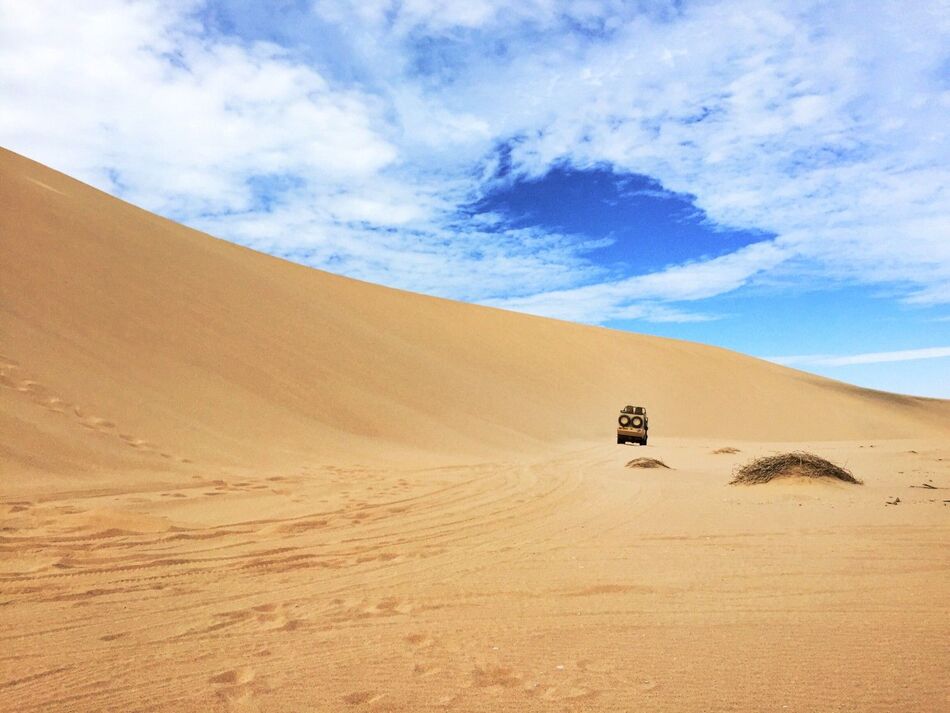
[2,147,947,490]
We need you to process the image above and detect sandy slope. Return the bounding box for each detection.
[1,148,949,712]
[2,440,948,712]
[2,149,947,488]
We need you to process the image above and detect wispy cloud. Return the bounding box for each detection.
[0,0,400,214]
[1,0,948,321]
[484,240,787,322]
[767,346,950,367]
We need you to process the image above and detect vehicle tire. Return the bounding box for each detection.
[642,436,648,446]
[630,416,644,428]
[618,415,631,427]
[617,436,625,445]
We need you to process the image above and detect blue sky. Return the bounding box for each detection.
[1,0,948,396]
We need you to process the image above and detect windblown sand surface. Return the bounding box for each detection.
[2,148,949,711]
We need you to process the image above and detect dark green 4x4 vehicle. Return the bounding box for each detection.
[617,405,648,445]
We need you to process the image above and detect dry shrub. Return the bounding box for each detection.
[626,457,670,469]
[712,447,741,454]
[730,451,861,485]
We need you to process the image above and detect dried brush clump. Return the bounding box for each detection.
[626,457,670,469]
[712,447,741,454]
[730,452,861,485]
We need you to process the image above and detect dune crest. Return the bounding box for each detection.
[1,148,947,492]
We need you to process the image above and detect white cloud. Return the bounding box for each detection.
[485,240,786,321]
[476,1,949,310]
[767,346,950,367]
[1,0,948,321]
[0,0,397,216]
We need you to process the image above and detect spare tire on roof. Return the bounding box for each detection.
[618,415,631,427]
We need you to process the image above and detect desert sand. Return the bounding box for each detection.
[2,147,948,711]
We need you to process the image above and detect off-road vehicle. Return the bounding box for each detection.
[617,405,648,445]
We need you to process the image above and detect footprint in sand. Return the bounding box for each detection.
[119,433,154,449]
[540,684,599,702]
[349,597,414,618]
[79,415,116,432]
[436,693,459,707]
[255,603,305,631]
[469,665,522,688]
[209,666,261,703]
[405,633,436,649]
[17,379,47,395]
[575,658,614,674]
[45,396,68,412]
[342,690,386,705]
[210,667,256,685]
[412,662,442,678]
[1,359,187,461]
[208,602,295,631]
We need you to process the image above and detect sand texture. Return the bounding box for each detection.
[2,148,949,711]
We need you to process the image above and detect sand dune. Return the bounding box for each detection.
[2,148,946,489]
[2,147,949,712]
